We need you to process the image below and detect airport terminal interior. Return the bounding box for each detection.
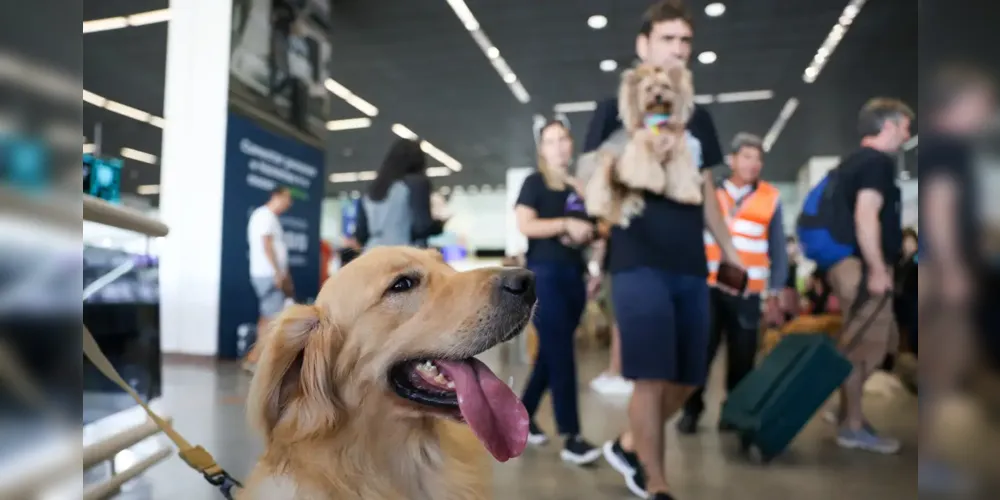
[6,0,1000,498]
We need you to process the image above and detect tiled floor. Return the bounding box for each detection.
[113,346,993,499]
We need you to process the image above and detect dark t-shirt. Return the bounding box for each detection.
[516,172,586,266]
[837,147,903,265]
[583,97,723,275]
[918,133,975,261]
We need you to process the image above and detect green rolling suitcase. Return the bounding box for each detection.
[720,295,888,463]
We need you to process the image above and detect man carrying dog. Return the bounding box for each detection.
[583,1,744,498]
[677,132,789,434]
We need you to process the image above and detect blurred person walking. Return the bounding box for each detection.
[355,138,448,250]
[821,98,912,455]
[918,65,996,493]
[584,2,744,497]
[516,118,604,466]
[244,186,294,371]
[677,133,789,434]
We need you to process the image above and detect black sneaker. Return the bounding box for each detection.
[676,413,699,435]
[527,420,548,446]
[651,493,676,500]
[602,438,640,475]
[625,462,649,498]
[560,435,602,465]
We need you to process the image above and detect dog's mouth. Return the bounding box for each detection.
[389,354,529,463]
[646,100,673,115]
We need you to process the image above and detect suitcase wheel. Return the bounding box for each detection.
[739,435,775,465]
[739,434,753,454]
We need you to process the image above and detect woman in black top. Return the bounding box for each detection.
[514,119,601,464]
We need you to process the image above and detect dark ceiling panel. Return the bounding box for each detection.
[82,0,918,201]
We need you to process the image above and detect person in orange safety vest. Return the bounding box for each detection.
[678,132,790,434]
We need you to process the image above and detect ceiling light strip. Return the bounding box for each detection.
[426,167,452,177]
[553,101,598,114]
[83,9,171,34]
[324,79,379,117]
[714,90,774,103]
[445,0,530,104]
[328,169,440,184]
[83,89,164,128]
[762,98,800,152]
[803,0,867,83]
[326,117,372,131]
[390,123,462,172]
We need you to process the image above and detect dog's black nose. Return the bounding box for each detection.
[654,94,664,103]
[499,269,536,304]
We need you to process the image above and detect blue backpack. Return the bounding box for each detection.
[796,169,856,270]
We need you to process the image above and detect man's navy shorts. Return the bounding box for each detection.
[611,267,711,385]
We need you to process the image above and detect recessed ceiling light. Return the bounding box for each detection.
[599,59,618,72]
[705,3,726,17]
[698,51,717,64]
[486,46,499,59]
[588,15,607,29]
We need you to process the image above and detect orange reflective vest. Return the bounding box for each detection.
[705,181,780,294]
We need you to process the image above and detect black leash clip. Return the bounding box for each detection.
[204,470,243,500]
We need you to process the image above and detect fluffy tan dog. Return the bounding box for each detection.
[241,247,536,500]
[586,63,700,226]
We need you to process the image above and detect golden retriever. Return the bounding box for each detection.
[241,246,536,500]
[586,62,699,226]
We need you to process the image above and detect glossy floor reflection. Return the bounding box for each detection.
[116,346,981,499]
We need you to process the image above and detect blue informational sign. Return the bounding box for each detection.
[217,112,324,358]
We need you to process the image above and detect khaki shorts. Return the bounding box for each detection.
[826,257,897,367]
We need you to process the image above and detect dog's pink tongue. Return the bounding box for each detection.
[435,359,528,462]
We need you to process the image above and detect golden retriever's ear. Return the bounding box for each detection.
[667,65,695,123]
[618,67,643,131]
[247,304,343,442]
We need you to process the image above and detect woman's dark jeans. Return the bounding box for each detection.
[520,261,586,436]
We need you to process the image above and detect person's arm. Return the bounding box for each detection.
[406,175,445,240]
[694,109,742,265]
[923,171,963,272]
[767,203,789,294]
[515,206,567,239]
[515,175,568,238]
[262,234,282,278]
[854,162,892,273]
[855,189,886,272]
[703,174,741,265]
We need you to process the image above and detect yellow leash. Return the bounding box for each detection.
[82,326,242,498]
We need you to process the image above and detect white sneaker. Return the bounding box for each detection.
[591,373,634,395]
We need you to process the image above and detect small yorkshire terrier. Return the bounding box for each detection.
[586,62,700,227]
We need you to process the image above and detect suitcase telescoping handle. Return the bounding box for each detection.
[839,271,891,356]
[746,282,889,416]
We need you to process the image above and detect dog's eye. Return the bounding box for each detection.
[388,275,418,293]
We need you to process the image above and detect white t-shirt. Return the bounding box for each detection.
[247,206,288,278]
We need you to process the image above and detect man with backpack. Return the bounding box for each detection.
[798,97,912,454]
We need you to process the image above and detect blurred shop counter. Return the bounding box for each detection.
[79,195,172,500]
